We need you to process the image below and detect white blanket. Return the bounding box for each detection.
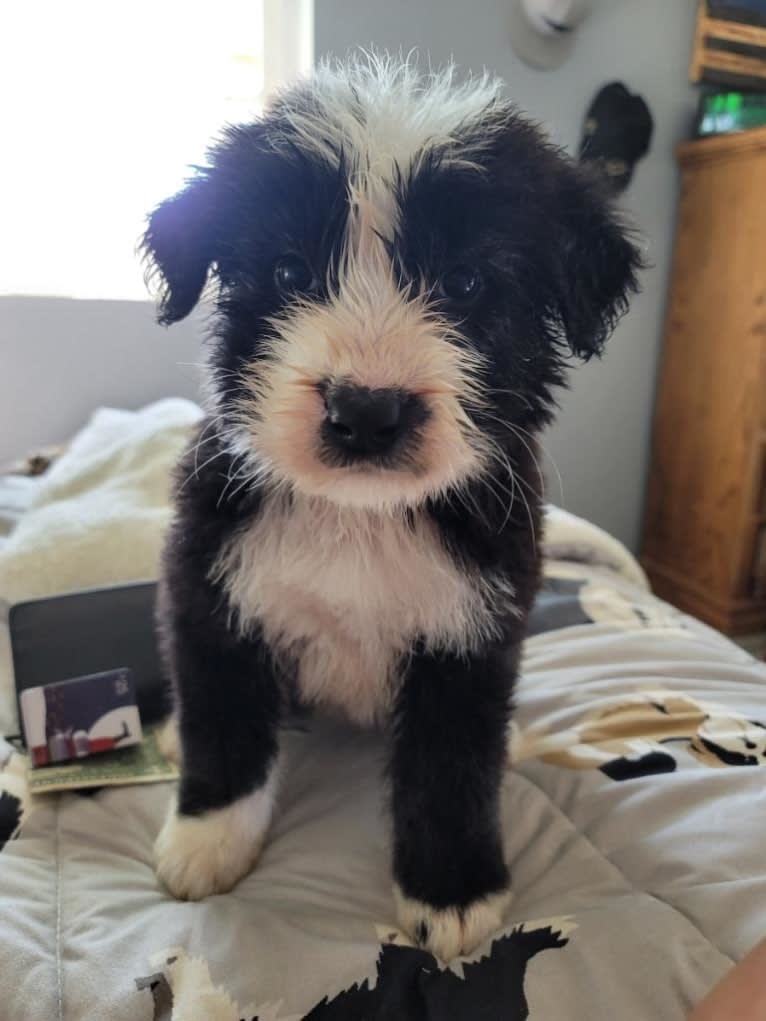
[0,397,646,733]
[542,504,648,589]
[5,402,765,1020]
[0,398,201,732]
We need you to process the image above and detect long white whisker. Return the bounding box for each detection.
[477,411,546,500]
[191,418,221,479]
[178,445,227,493]
[503,420,565,506]
[481,436,537,548]
[482,470,516,532]
[485,386,534,410]
[224,469,262,505]
[454,483,492,532]
[504,425,545,500]
[216,451,251,508]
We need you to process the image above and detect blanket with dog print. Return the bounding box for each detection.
[1,402,765,1019]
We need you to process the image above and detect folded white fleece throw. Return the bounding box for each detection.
[0,398,202,732]
[0,396,645,734]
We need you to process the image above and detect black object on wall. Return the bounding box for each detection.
[579,82,654,195]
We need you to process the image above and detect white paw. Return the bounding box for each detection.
[156,715,182,766]
[155,778,276,900]
[394,885,513,962]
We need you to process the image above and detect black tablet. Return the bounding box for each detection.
[9,580,168,731]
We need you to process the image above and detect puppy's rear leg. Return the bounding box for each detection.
[155,609,281,901]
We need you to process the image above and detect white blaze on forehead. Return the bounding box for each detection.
[273,55,506,180]
[271,55,506,249]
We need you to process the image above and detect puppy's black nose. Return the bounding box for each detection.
[323,385,405,456]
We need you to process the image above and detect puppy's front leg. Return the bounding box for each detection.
[155,611,281,901]
[391,645,513,961]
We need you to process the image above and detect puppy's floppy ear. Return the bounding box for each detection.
[142,174,220,325]
[545,160,643,360]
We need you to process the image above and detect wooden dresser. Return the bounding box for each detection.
[641,125,766,636]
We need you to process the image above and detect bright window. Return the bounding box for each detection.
[1,0,313,300]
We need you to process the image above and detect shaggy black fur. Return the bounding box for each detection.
[0,790,21,850]
[143,65,641,938]
[156,434,283,817]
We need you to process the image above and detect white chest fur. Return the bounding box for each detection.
[213,494,511,725]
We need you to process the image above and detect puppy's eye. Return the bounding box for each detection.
[274,254,315,295]
[439,265,482,304]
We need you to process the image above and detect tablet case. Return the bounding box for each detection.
[9,581,168,731]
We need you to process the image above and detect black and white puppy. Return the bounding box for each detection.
[144,57,640,961]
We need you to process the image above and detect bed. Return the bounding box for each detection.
[1,400,764,1020]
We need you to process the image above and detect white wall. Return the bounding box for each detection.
[314,0,699,549]
[1,0,698,549]
[0,298,205,465]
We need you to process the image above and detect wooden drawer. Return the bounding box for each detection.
[754,525,766,600]
[642,127,766,636]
